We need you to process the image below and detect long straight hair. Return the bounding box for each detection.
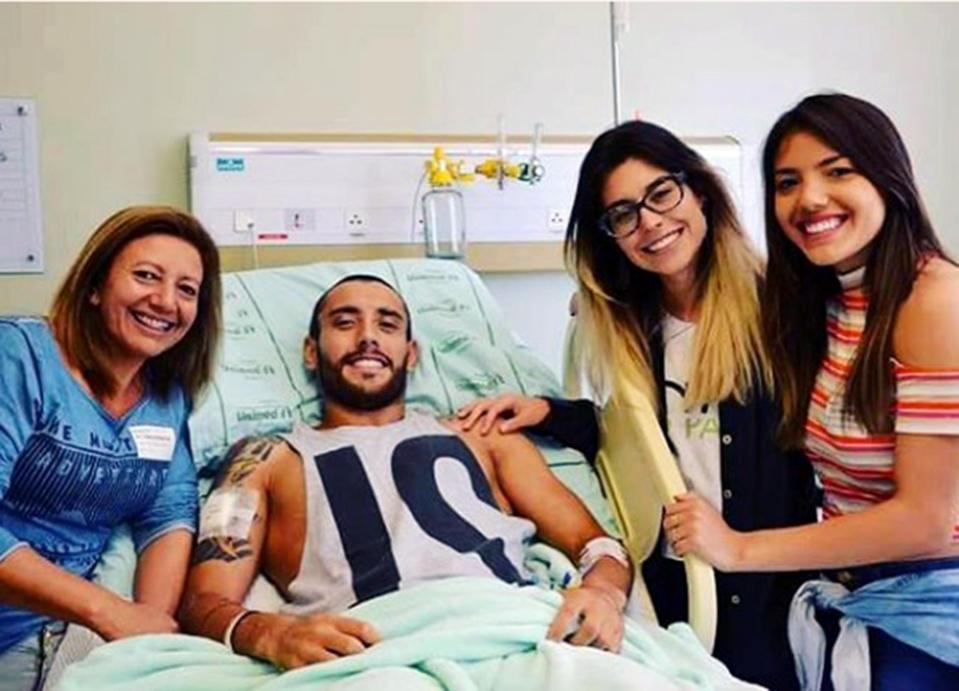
[761,93,949,446]
[49,206,222,401]
[567,120,771,408]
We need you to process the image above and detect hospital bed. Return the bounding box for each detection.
[48,257,721,688]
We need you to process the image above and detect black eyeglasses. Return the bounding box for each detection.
[598,171,688,239]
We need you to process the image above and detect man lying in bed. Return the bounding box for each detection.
[177,274,632,670]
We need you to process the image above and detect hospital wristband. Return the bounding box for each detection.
[224,609,257,654]
[577,536,630,577]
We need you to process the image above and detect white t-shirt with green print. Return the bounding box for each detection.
[661,314,722,560]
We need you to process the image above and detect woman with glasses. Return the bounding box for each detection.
[458,120,817,689]
[663,93,959,689]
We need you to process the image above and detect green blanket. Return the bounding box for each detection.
[56,577,759,691]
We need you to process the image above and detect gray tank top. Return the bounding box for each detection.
[279,411,534,616]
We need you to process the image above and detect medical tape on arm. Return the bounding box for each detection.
[198,488,260,542]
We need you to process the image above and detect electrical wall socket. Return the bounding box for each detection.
[284,208,316,232]
[547,208,568,232]
[233,210,256,233]
[345,209,369,235]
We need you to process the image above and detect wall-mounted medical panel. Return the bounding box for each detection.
[189,132,743,253]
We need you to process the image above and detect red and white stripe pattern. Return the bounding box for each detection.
[805,268,959,541]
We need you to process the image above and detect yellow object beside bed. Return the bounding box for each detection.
[563,312,719,652]
[597,386,718,652]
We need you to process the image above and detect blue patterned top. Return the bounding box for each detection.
[0,318,197,653]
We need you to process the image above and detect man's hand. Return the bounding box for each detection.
[92,598,180,640]
[546,585,625,653]
[664,492,745,572]
[259,612,381,670]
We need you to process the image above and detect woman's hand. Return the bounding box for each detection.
[91,598,180,640]
[455,394,550,435]
[0,546,179,641]
[663,492,745,572]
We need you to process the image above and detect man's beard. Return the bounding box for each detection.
[315,347,409,412]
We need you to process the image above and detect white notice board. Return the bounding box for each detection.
[0,99,43,273]
[189,133,743,249]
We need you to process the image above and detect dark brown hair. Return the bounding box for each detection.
[308,274,412,342]
[761,93,949,446]
[49,205,222,401]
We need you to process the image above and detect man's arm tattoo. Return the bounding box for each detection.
[194,436,279,566]
[213,435,283,488]
[192,536,254,565]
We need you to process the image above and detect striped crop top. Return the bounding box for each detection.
[805,267,959,542]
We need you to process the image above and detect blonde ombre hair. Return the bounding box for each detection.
[566,121,772,409]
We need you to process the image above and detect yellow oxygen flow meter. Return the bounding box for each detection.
[422,147,467,259]
[419,122,547,260]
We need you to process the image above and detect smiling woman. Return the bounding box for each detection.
[85,234,204,416]
[660,93,959,689]
[49,207,221,407]
[0,206,221,690]
[456,120,818,690]
[96,235,202,354]
[771,130,886,274]
[740,93,959,688]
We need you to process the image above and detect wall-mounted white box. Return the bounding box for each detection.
[189,133,742,249]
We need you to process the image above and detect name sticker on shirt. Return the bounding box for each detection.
[128,425,176,462]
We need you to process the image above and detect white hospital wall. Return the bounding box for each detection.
[617,2,956,257]
[494,2,959,377]
[0,3,956,379]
